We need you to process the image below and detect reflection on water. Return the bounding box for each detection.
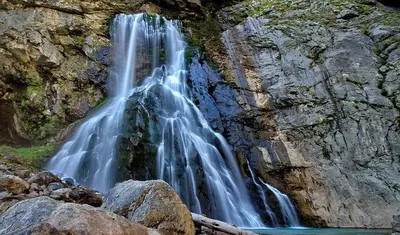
[243,228,392,235]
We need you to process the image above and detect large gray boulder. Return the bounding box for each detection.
[0,197,59,235]
[0,196,157,235]
[103,180,195,235]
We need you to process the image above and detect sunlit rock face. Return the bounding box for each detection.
[212,0,400,228]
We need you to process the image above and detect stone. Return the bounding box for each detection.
[31,203,157,235]
[47,182,63,191]
[336,9,359,20]
[0,197,59,234]
[27,172,61,186]
[103,180,195,235]
[50,187,103,207]
[14,170,31,179]
[50,188,72,199]
[0,174,29,194]
[0,196,157,235]
[30,183,40,192]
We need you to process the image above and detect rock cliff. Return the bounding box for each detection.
[0,0,399,229]
[207,0,400,228]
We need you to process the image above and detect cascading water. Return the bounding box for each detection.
[247,161,300,227]
[260,178,301,227]
[119,14,263,227]
[46,15,144,192]
[45,13,300,228]
[247,160,279,227]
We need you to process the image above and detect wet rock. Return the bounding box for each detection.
[103,180,195,235]
[47,182,63,191]
[0,196,156,235]
[0,174,29,194]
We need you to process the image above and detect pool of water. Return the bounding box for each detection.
[243,228,392,235]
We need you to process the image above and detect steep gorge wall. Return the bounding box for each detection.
[0,0,399,229]
[208,0,400,228]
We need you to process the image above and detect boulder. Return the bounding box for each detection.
[47,182,63,191]
[27,172,61,186]
[103,180,195,235]
[0,197,59,234]
[0,174,29,194]
[31,203,156,235]
[0,196,158,235]
[50,187,103,207]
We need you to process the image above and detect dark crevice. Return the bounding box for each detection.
[378,0,400,8]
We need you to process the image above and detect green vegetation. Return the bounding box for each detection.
[0,144,55,168]
[97,97,108,108]
[183,13,222,65]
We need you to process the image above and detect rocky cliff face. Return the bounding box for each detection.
[206,0,400,228]
[1,0,399,229]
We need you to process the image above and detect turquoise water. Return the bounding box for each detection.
[243,228,392,235]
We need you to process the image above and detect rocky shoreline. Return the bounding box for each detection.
[0,158,255,235]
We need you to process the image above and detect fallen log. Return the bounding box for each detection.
[192,213,257,235]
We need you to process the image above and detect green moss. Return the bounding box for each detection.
[97,97,108,108]
[0,144,55,168]
[183,13,222,64]
[38,115,61,137]
[26,86,44,97]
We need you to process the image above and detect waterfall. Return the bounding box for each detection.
[46,13,264,227]
[46,15,144,192]
[260,178,301,227]
[246,160,279,227]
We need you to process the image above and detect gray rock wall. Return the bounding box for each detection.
[212,0,400,228]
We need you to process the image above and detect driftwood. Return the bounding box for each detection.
[191,213,257,235]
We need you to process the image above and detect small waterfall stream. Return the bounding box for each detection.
[46,13,300,228]
[46,15,143,192]
[260,179,301,227]
[247,161,300,227]
[247,160,279,227]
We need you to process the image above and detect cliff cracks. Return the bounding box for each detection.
[0,0,399,229]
